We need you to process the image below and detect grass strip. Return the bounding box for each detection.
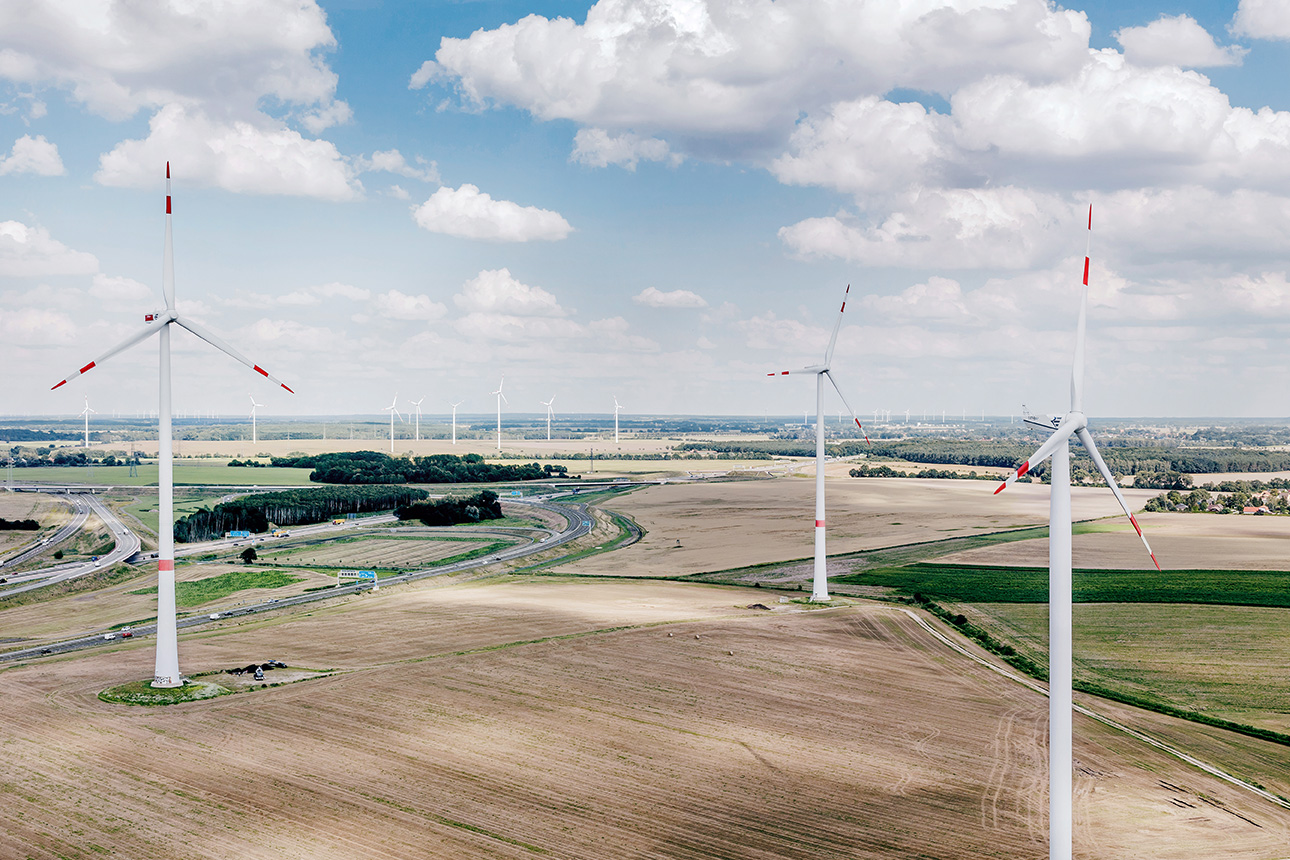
[839,563,1290,607]
[0,564,147,610]
[131,569,304,608]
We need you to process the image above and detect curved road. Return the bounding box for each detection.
[0,492,90,569]
[0,493,140,597]
[0,497,595,662]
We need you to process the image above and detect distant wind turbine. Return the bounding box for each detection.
[80,395,97,448]
[383,393,404,453]
[248,394,265,444]
[541,396,555,441]
[409,396,425,441]
[450,401,463,445]
[492,377,507,452]
[766,284,868,602]
[51,163,293,689]
[613,396,623,444]
[994,206,1159,860]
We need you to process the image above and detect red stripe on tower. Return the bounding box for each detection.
[158,559,174,572]
[815,519,824,527]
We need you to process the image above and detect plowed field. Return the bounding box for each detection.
[2,579,1287,859]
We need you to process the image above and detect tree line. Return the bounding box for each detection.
[395,490,504,526]
[265,451,567,484]
[173,485,429,542]
[0,517,39,530]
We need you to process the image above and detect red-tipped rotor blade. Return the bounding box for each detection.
[50,324,161,390]
[1075,426,1160,570]
[824,370,869,444]
[824,283,850,366]
[994,420,1078,495]
[172,315,294,393]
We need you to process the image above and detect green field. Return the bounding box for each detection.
[131,568,305,608]
[967,602,1290,734]
[13,463,316,487]
[838,563,1290,607]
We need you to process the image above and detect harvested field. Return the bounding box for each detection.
[0,490,67,555]
[938,510,1290,570]
[259,535,510,570]
[561,477,1160,578]
[1,580,1288,859]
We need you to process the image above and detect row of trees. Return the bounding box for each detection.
[173,485,429,542]
[0,517,39,530]
[848,464,997,481]
[395,490,505,526]
[266,451,567,485]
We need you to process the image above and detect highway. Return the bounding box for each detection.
[0,497,597,663]
[0,493,141,597]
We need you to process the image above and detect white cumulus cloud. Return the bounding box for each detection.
[0,134,65,176]
[412,184,572,242]
[89,274,152,303]
[95,104,359,200]
[1115,15,1247,68]
[0,221,98,276]
[373,289,447,321]
[571,128,673,170]
[633,286,708,308]
[454,268,567,316]
[1232,0,1290,40]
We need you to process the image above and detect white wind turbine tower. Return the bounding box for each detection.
[80,395,97,448]
[994,207,1158,860]
[408,396,425,441]
[613,396,623,444]
[52,163,293,689]
[492,377,507,452]
[450,401,463,445]
[383,393,404,453]
[766,284,868,602]
[248,394,265,444]
[541,396,555,441]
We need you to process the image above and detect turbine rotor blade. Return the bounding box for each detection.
[51,324,161,390]
[824,283,851,366]
[994,420,1079,495]
[1076,426,1160,570]
[172,315,294,393]
[823,370,869,444]
[1072,205,1091,412]
[163,162,176,312]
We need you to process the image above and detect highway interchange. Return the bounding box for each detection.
[0,488,603,664]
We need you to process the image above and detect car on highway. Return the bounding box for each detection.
[209,613,221,620]
[121,627,133,638]
[102,632,116,640]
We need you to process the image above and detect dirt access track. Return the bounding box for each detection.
[2,578,1288,859]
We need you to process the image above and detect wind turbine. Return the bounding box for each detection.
[766,284,868,602]
[383,393,404,453]
[408,396,425,441]
[541,396,555,441]
[492,377,507,452]
[613,396,623,444]
[51,163,293,689]
[79,395,97,448]
[450,401,463,445]
[993,206,1158,860]
[248,394,265,444]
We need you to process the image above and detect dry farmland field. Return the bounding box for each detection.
[256,534,514,571]
[3,577,1290,860]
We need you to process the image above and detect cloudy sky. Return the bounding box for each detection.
[2,0,1289,420]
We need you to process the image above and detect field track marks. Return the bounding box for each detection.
[899,607,1290,813]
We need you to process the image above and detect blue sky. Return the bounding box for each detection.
[3,0,1290,420]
